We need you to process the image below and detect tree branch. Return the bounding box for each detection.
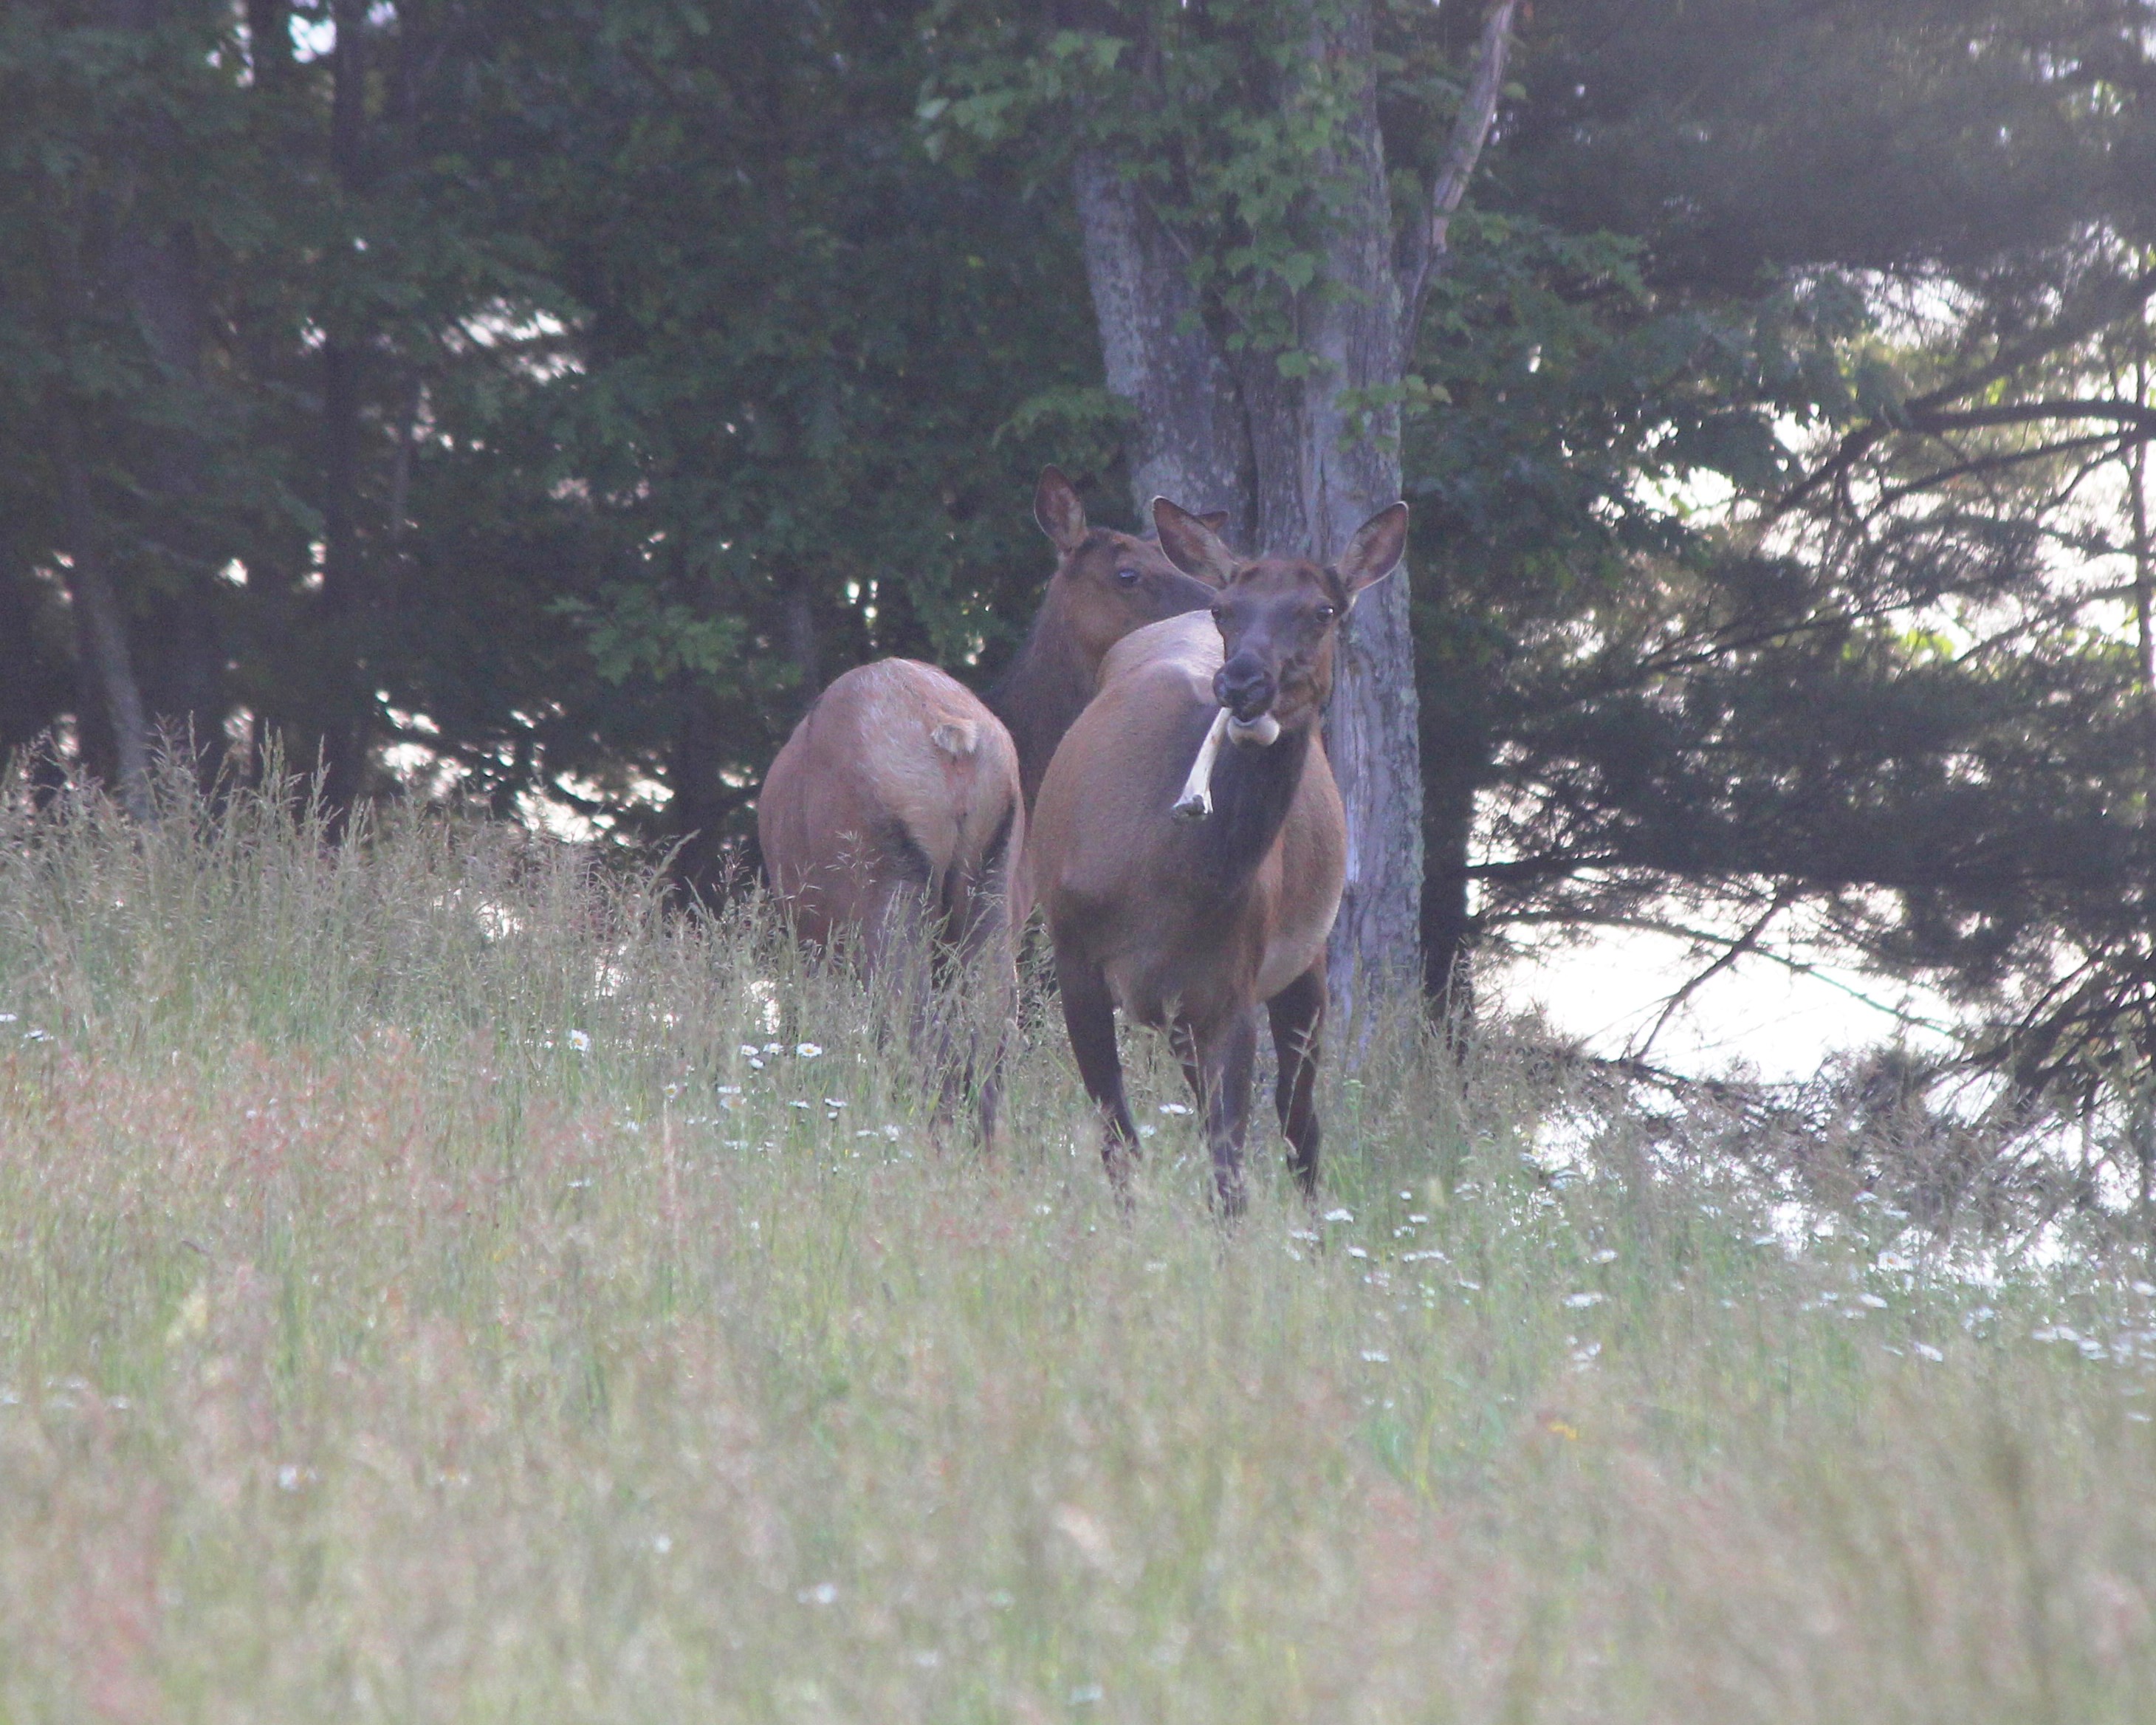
[1397,0,1521,357]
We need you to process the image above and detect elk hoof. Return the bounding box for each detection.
[1173,792,1212,821]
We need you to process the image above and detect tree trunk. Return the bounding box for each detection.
[1073,152,1255,543]
[318,0,373,815]
[1068,0,1517,1035]
[52,405,153,819]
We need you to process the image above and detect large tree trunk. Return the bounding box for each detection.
[1072,153,1255,543]
[1071,0,1515,1035]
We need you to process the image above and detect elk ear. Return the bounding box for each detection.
[1199,510,1231,535]
[1034,467,1088,556]
[1152,497,1237,587]
[1335,501,1408,603]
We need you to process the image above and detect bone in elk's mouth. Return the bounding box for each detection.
[1172,705,1283,820]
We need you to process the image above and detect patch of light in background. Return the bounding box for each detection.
[1487,924,1955,1083]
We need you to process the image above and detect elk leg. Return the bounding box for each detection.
[1170,1019,1204,1111]
[1268,961,1326,1198]
[1193,1007,1260,1218]
[1055,949,1140,1193]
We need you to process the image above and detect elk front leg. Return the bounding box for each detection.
[1054,947,1140,1195]
[1267,961,1325,1199]
[1192,1006,1260,1218]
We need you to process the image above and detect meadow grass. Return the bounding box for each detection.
[1,766,2155,1721]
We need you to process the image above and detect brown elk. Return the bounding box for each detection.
[991,467,1226,809]
[758,659,1023,1147]
[754,468,1221,1149]
[1028,496,1409,1213]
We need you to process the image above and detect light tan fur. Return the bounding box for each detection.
[759,659,1023,1147]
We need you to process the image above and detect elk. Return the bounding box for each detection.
[991,467,1226,809]
[758,658,1023,1148]
[1028,496,1409,1213]
[755,468,1226,1150]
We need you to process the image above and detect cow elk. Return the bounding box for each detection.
[990,467,1226,809]
[1028,496,1409,1213]
[758,659,1023,1148]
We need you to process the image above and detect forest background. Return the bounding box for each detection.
[7,0,2156,1149]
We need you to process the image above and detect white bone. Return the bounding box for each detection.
[1172,708,1282,820]
[1173,707,1233,820]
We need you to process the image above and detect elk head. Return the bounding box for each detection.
[1153,496,1408,741]
[1034,467,1227,667]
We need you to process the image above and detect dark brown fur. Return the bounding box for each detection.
[989,467,1224,809]
[1029,498,1409,1213]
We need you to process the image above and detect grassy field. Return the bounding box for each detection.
[2,769,2155,1721]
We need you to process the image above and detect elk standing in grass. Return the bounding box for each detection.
[758,659,1022,1148]
[1029,497,1409,1213]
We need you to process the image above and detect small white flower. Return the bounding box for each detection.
[1137,1125,1156,1137]
[789,1100,811,1111]
[1323,1208,1353,1224]
[1562,1292,1606,1309]
[764,1042,786,1054]
[747,1057,765,1071]
[1360,1349,1390,1364]
[823,1097,845,1108]
[2137,1282,2156,1298]
[797,1042,823,1058]
[716,1085,742,1096]
[797,1582,838,1606]
[1157,1102,1192,1116]
[1858,1292,1889,1310]
[0,1013,14,1023]
[1912,1342,1945,1362]
[882,1124,902,1141]
[739,1044,759,1057]
[277,1464,303,1492]
[651,1533,673,1554]
[566,1029,591,1053]
[1590,1248,1618,1264]
[1346,1246,1369,1261]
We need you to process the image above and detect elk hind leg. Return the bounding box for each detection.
[1267,961,1325,1198]
[1192,1007,1260,1218]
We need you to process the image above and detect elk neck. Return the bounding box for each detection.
[988,604,1096,803]
[1181,710,1314,898]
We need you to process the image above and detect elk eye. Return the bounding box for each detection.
[1315,603,1338,622]
[1116,567,1141,586]
[1209,604,1226,623]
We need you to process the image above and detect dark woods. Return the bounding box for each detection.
[7,0,2156,1125]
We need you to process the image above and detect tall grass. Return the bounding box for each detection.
[1,762,2154,1721]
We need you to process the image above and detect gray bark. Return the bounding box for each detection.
[1074,152,1255,543]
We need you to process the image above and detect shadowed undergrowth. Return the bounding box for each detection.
[1,765,2155,1721]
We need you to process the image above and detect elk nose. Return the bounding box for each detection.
[1215,658,1274,721]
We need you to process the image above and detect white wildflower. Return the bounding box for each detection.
[1323,1207,1353,1224]
[566,1029,591,1052]
[1157,1102,1192,1116]
[1360,1350,1390,1364]
[1912,1342,1945,1362]
[1562,1292,1605,1309]
[797,1582,838,1606]
[797,1043,823,1058]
